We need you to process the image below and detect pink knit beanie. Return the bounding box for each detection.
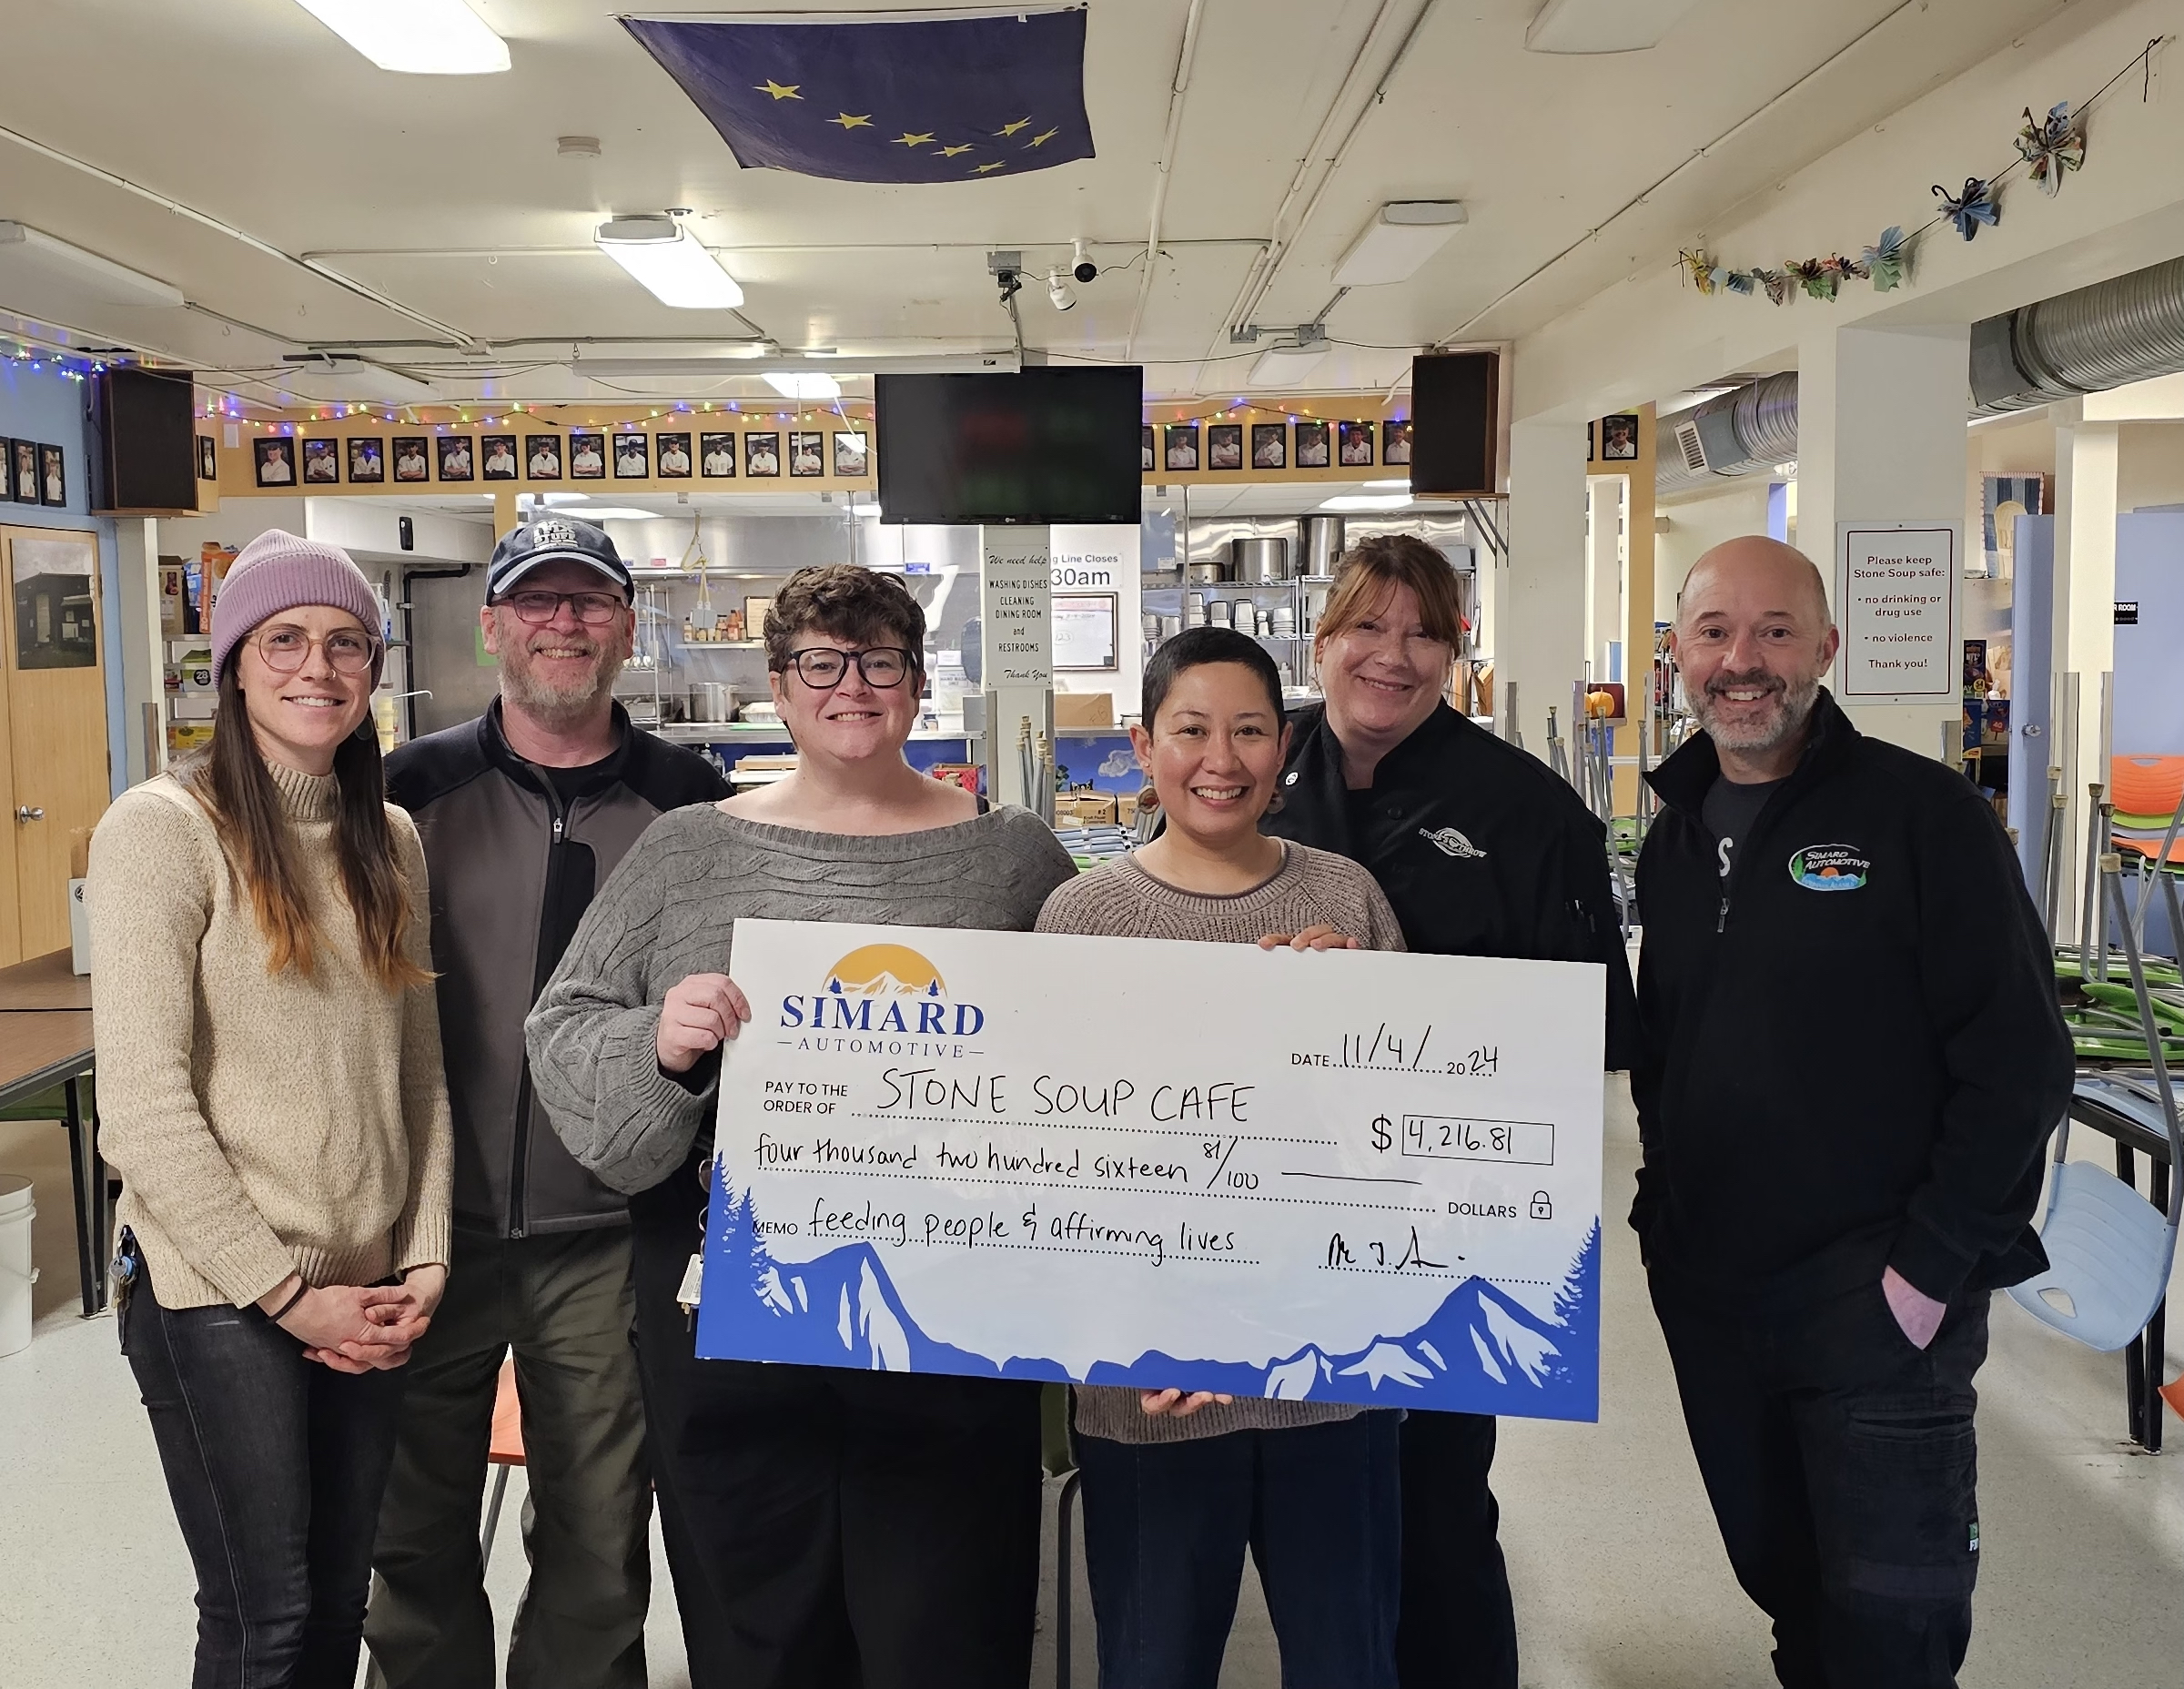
[210,530,385,684]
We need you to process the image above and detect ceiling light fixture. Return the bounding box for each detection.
[764,371,842,400]
[1249,338,1328,389]
[570,352,1018,379]
[280,354,440,403]
[1046,269,1077,311]
[291,0,510,74]
[1524,0,1702,55]
[594,215,744,309]
[555,506,662,522]
[1331,203,1468,288]
[1361,478,1410,491]
[0,222,183,308]
[1320,493,1413,511]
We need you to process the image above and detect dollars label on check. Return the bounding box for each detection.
[1370,1112,1556,1168]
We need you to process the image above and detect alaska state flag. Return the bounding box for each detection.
[621,7,1095,185]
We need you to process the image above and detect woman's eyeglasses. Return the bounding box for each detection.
[781,646,915,690]
[252,627,380,675]
[501,591,627,626]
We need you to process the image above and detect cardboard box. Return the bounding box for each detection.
[1054,692,1115,728]
[167,722,215,757]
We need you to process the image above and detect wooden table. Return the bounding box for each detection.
[0,948,93,1011]
[0,982,102,1315]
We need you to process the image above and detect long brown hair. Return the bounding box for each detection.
[1315,534,1468,650]
[182,663,429,991]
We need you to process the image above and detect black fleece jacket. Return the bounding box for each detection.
[1632,690,2072,1308]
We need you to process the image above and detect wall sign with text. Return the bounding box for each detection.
[1835,523,1960,703]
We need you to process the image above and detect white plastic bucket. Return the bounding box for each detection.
[0,1176,37,1357]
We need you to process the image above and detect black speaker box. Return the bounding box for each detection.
[91,366,197,513]
[1409,351,1501,499]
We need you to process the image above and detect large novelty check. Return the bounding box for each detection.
[697,919,1606,1420]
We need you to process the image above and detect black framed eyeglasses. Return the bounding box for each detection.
[252,626,380,675]
[782,646,915,689]
[501,590,627,626]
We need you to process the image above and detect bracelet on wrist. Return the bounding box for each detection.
[268,1281,308,1324]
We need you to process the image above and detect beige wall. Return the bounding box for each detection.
[2119,421,2184,511]
[1653,481,1774,623]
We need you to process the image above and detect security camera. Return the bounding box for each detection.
[1046,268,1077,311]
[994,268,1022,307]
[1071,238,1097,285]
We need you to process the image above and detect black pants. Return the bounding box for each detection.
[1651,1273,1988,1689]
[121,1259,406,1688]
[1394,1411,1519,1689]
[632,1182,1042,1689]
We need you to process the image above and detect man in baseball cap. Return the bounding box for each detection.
[366,512,730,1688]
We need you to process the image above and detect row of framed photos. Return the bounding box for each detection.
[1147,418,1413,473]
[249,428,875,489]
[5,440,67,508]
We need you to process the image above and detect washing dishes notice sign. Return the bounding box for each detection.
[1836,523,1959,703]
[695,919,1608,1421]
[980,528,1053,687]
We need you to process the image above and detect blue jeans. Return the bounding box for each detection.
[120,1255,407,1688]
[1076,1411,1402,1689]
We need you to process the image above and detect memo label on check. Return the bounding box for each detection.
[1396,1115,1554,1168]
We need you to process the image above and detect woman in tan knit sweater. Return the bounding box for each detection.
[88,531,452,1688]
[1036,626,1406,1689]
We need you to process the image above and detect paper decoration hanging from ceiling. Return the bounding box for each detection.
[620,7,1095,185]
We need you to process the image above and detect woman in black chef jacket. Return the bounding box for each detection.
[1261,533,1638,1689]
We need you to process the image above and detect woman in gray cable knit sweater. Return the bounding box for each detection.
[526,566,1074,1689]
[1036,627,1407,1689]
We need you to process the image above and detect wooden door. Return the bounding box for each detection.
[0,526,110,958]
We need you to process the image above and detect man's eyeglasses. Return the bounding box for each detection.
[500,591,627,626]
[782,646,915,689]
[252,626,380,675]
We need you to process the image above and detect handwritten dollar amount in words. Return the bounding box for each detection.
[1368,1114,1555,1168]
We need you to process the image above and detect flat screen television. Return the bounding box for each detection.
[875,366,1143,525]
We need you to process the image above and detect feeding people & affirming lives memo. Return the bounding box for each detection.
[697,920,1606,1420]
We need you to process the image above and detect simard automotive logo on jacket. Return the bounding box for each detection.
[1787,844,1869,890]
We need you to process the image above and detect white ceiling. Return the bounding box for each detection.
[0,0,2076,407]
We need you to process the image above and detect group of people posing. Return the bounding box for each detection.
[89,511,2070,1689]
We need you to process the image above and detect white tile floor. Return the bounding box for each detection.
[3,1082,2180,1688]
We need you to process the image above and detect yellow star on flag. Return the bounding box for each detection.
[938,144,975,158]
[973,161,1006,174]
[827,113,873,129]
[893,130,936,147]
[1026,127,1059,147]
[753,79,802,100]
[995,117,1032,137]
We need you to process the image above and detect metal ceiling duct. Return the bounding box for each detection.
[1973,256,2184,412]
[1656,372,1798,491]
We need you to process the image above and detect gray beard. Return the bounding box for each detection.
[1698,671,1820,754]
[500,647,627,733]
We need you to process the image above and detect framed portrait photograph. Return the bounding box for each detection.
[745,432,781,478]
[348,437,385,483]
[1339,420,1375,468]
[1140,426,1155,472]
[197,435,218,481]
[1383,420,1413,467]
[253,436,298,489]
[1294,420,1330,469]
[301,438,340,484]
[1207,423,1243,470]
[1599,414,1639,461]
[788,431,824,478]
[392,437,430,483]
[834,430,868,478]
[569,430,606,480]
[9,440,35,503]
[656,432,693,479]
[37,443,66,506]
[480,435,519,480]
[700,432,736,478]
[1587,421,1596,463]
[613,432,649,479]
[1163,422,1199,473]
[525,435,563,480]
[1250,422,1287,470]
[437,434,476,482]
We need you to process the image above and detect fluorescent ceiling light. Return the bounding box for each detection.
[561,507,662,521]
[1249,344,1327,389]
[284,356,439,403]
[1525,0,1702,54]
[765,371,842,400]
[292,0,509,74]
[571,351,1019,379]
[849,501,882,517]
[0,222,182,308]
[1331,203,1467,288]
[1362,478,1410,491]
[1320,494,1412,511]
[595,216,744,310]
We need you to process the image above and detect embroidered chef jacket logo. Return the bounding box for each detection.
[1419,826,1487,860]
[1787,844,1869,890]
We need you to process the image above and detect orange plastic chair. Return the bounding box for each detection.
[2111,756,2184,864]
[480,1357,527,1565]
